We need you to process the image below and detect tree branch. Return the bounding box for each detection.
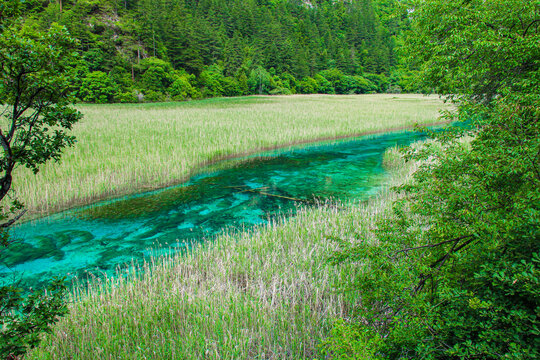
[0,208,26,228]
[412,235,475,295]
[523,19,540,37]
[395,235,473,254]
[0,129,14,202]
[18,103,45,153]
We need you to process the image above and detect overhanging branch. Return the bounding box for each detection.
[0,209,26,228]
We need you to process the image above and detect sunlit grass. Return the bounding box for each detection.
[15,94,446,216]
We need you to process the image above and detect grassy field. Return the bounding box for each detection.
[14,94,445,216]
[19,94,447,358]
[29,147,420,359]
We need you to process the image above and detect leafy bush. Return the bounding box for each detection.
[328,1,540,357]
[297,77,318,94]
[319,320,383,360]
[364,73,389,93]
[279,72,297,93]
[330,95,540,359]
[221,76,243,97]
[198,65,226,98]
[80,71,118,103]
[168,74,200,100]
[139,57,175,93]
[143,90,166,102]
[314,74,334,94]
[236,73,249,95]
[318,69,346,93]
[385,84,402,94]
[0,278,68,358]
[115,91,138,103]
[110,65,134,91]
[269,87,292,95]
[344,75,375,94]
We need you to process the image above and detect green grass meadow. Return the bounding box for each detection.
[20,94,446,358]
[15,94,445,216]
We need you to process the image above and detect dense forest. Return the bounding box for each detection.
[16,0,418,102]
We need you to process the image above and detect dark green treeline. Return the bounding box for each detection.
[20,0,421,103]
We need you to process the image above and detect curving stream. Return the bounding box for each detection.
[1,130,429,289]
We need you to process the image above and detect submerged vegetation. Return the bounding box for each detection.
[15,94,445,216]
[28,146,419,359]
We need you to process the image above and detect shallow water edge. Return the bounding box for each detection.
[23,119,450,221]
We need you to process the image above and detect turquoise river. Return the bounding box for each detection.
[1,130,429,289]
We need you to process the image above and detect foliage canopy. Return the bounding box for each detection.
[328,0,540,358]
[0,11,81,359]
[4,0,419,102]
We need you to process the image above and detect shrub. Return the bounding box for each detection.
[168,75,199,100]
[143,90,166,102]
[318,69,346,93]
[199,65,226,98]
[269,87,292,95]
[139,57,175,93]
[364,73,389,93]
[319,320,383,360]
[80,71,118,103]
[221,76,243,97]
[344,75,374,94]
[297,77,318,94]
[115,91,138,103]
[0,278,67,358]
[314,74,334,94]
[329,95,540,359]
[279,72,297,93]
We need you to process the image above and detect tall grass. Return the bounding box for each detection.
[28,145,422,359]
[15,94,445,216]
[22,95,445,358]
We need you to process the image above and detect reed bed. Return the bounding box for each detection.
[24,95,443,358]
[28,147,419,359]
[15,94,445,216]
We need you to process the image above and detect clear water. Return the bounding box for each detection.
[1,130,428,289]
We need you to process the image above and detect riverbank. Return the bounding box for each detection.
[15,94,446,218]
[29,145,420,359]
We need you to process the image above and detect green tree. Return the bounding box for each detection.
[168,73,200,100]
[408,0,540,103]
[0,18,81,358]
[313,74,334,94]
[4,0,411,103]
[297,76,318,94]
[247,66,273,95]
[221,76,243,97]
[198,65,226,97]
[80,71,118,103]
[139,57,175,93]
[364,72,389,92]
[279,72,297,93]
[329,0,540,358]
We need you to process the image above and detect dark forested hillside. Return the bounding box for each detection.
[15,0,418,102]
